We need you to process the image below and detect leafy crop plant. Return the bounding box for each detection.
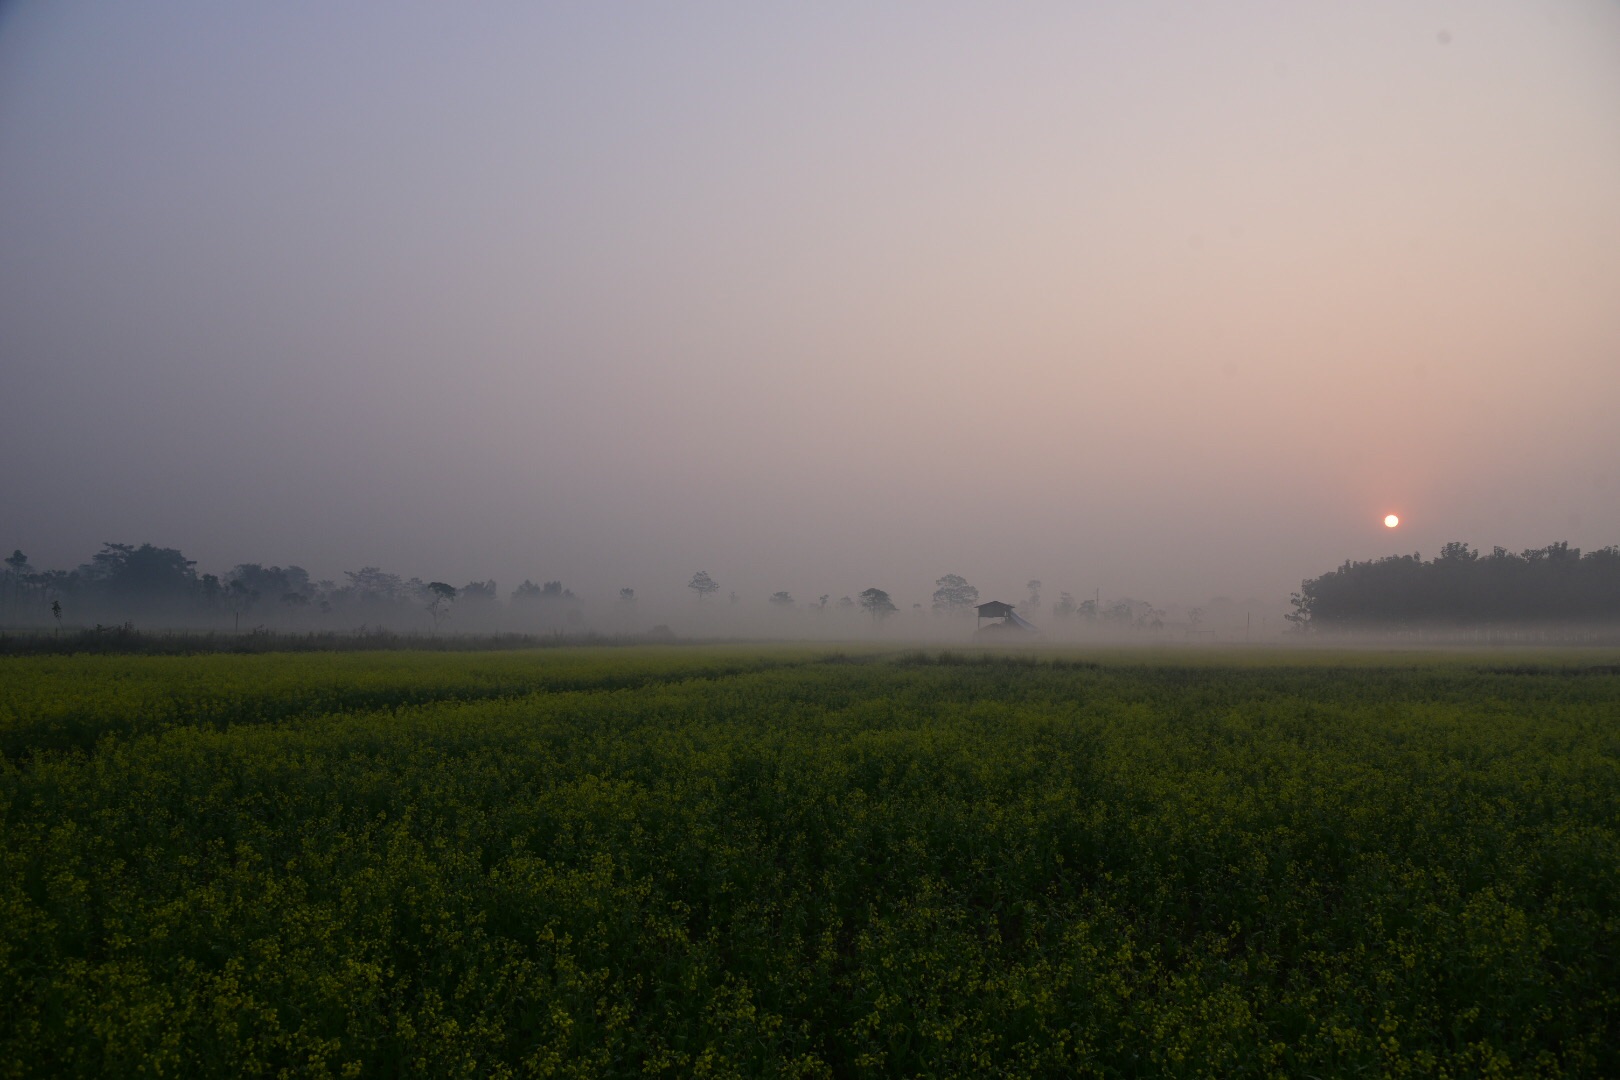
[3,646,1617,1076]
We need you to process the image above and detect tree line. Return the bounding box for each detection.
[696,572,1167,630]
[0,544,588,633]
[2,542,1171,636]
[1288,542,1620,629]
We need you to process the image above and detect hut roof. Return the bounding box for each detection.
[976,600,1016,617]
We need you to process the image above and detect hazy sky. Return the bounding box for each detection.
[3,1,1618,611]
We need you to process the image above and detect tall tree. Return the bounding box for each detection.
[424,581,457,634]
[2,550,31,609]
[227,579,258,632]
[931,574,978,615]
[458,580,499,609]
[228,564,312,607]
[860,587,898,621]
[688,571,720,601]
[82,542,198,611]
[345,566,406,605]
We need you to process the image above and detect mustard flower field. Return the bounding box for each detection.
[3,646,1618,1077]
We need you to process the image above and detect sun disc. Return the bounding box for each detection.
[1384,514,1400,528]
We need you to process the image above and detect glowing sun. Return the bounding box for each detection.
[1384,514,1400,528]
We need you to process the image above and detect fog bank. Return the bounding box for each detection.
[3,2,1618,608]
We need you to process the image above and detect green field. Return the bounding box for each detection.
[3,646,1618,1077]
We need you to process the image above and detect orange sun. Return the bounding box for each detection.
[1384,514,1400,528]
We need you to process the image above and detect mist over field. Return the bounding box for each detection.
[3,1,1619,630]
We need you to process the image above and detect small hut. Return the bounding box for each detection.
[975,600,1038,634]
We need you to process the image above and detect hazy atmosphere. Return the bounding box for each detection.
[4,0,1619,623]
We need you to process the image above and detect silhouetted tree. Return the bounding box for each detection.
[229,565,312,610]
[1026,579,1042,610]
[2,550,31,610]
[35,569,76,609]
[4,550,27,588]
[424,581,457,634]
[81,542,198,614]
[860,587,897,621]
[1285,592,1313,632]
[227,580,258,632]
[459,580,498,603]
[345,566,406,605]
[688,571,720,601]
[931,574,978,615]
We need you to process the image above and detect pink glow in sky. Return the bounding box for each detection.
[2,1,1617,612]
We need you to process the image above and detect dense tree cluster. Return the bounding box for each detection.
[1291,542,1620,629]
[0,544,586,632]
